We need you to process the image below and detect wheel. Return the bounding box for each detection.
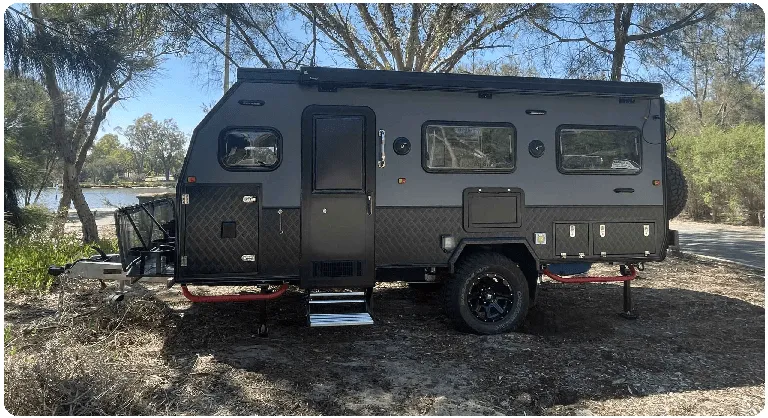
[665,157,688,220]
[443,252,530,334]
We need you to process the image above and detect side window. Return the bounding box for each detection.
[556,125,642,174]
[219,127,281,171]
[422,121,516,173]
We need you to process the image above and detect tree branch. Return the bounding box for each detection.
[626,5,717,42]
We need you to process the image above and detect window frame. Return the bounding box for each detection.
[217,126,283,172]
[421,120,517,174]
[555,124,643,176]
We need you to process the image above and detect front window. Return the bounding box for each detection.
[423,121,516,172]
[219,127,280,170]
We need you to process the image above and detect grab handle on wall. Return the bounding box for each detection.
[613,188,635,193]
[377,129,386,168]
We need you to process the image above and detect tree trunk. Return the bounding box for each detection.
[611,41,626,81]
[165,167,170,181]
[54,162,99,242]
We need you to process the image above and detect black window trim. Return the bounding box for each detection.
[218,125,283,172]
[421,120,517,174]
[555,124,643,176]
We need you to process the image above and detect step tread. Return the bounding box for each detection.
[310,291,366,297]
[309,312,374,327]
[309,299,366,304]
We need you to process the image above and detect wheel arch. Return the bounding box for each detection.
[448,238,540,302]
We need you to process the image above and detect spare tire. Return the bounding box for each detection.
[665,157,688,220]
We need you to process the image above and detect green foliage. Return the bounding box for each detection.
[4,73,58,205]
[4,225,118,291]
[83,134,132,184]
[17,204,54,235]
[123,113,187,181]
[671,124,765,224]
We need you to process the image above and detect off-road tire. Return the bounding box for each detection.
[666,157,688,220]
[443,252,529,334]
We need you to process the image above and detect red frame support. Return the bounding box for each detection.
[180,284,289,302]
[541,265,636,284]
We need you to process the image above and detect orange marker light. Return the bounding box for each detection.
[187,176,197,183]
[398,178,406,184]
[652,180,661,186]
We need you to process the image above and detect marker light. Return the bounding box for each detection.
[441,235,456,252]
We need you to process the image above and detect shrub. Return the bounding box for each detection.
[4,227,118,291]
[671,124,765,225]
[17,204,53,234]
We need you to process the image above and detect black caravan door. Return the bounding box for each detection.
[301,106,376,288]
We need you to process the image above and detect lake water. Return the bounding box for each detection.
[32,187,174,211]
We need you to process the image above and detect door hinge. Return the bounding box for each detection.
[181,194,189,205]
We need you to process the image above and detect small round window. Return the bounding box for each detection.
[219,128,281,171]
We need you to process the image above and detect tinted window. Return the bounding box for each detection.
[557,126,641,174]
[423,122,516,172]
[220,128,280,170]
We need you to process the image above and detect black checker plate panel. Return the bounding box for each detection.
[259,208,301,275]
[593,222,657,255]
[182,184,260,275]
[375,206,665,265]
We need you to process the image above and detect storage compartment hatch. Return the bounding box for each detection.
[463,187,523,232]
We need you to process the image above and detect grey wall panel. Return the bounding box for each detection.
[374,205,665,265]
[184,83,665,207]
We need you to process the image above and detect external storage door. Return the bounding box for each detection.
[180,183,261,279]
[300,106,376,288]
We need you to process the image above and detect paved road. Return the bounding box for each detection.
[670,219,765,269]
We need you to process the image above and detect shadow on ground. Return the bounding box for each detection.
[153,279,765,415]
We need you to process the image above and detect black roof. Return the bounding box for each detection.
[237,66,663,98]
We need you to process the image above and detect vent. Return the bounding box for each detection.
[312,260,362,277]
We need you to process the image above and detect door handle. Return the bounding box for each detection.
[613,188,635,193]
[367,193,373,215]
[377,129,386,168]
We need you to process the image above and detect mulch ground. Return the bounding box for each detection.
[4,254,764,415]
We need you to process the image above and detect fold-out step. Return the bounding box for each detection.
[309,313,374,327]
[307,289,373,327]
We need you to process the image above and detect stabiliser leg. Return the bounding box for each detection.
[258,285,270,337]
[619,265,639,320]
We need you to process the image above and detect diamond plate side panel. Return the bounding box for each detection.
[183,184,260,275]
[593,222,657,255]
[375,207,464,265]
[375,206,665,265]
[259,208,301,275]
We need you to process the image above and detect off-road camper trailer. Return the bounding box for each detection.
[51,67,687,335]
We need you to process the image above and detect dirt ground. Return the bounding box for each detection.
[4,255,765,415]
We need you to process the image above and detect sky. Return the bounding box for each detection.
[101,55,223,143]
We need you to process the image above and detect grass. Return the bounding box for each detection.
[4,225,117,291]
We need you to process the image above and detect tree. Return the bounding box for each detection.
[526,4,722,80]
[647,4,764,131]
[123,114,155,180]
[3,73,58,206]
[84,134,132,184]
[150,118,187,181]
[5,4,176,242]
[124,114,187,181]
[290,3,541,72]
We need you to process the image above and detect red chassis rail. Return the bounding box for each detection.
[180,284,289,302]
[541,265,637,284]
